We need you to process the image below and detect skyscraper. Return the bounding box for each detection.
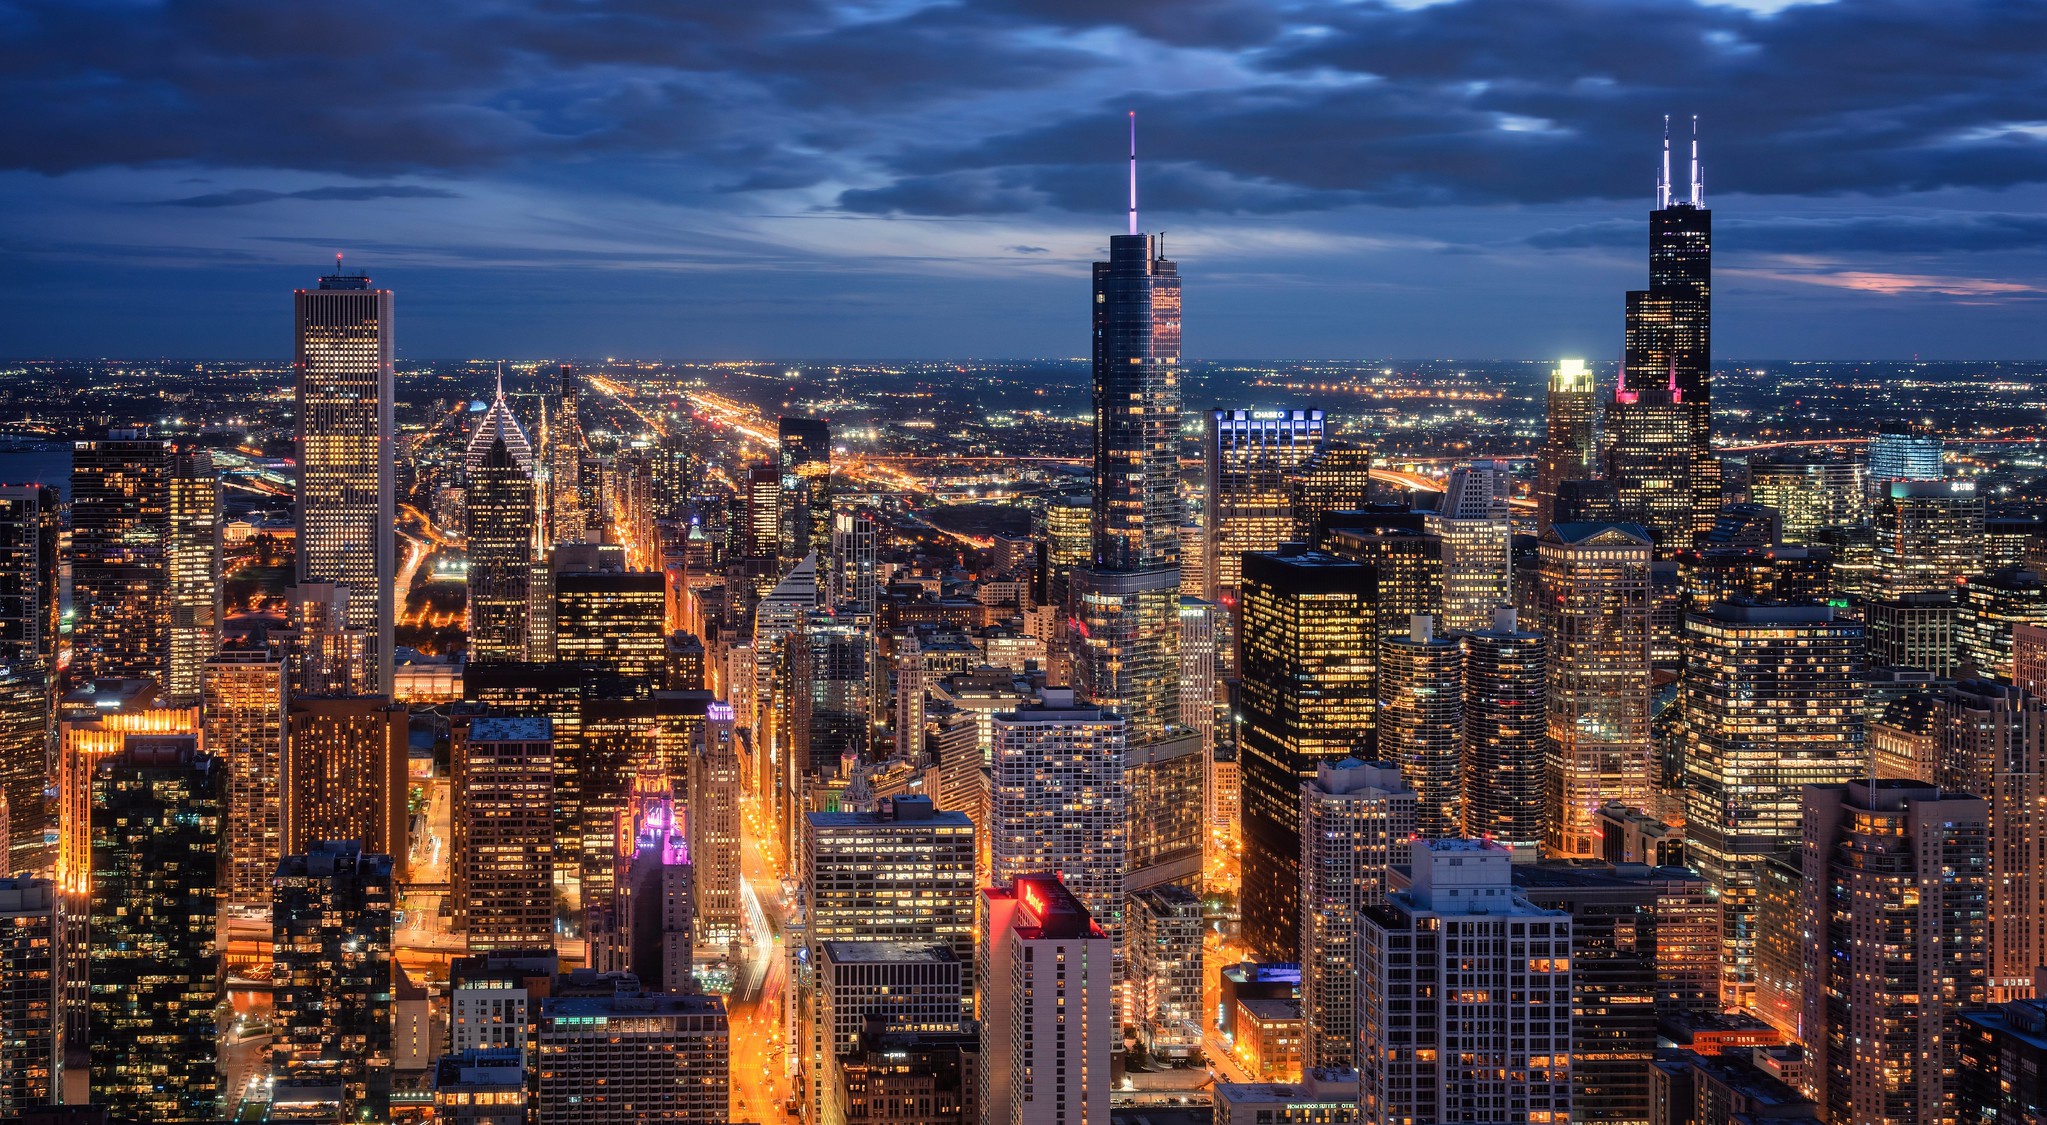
[272,841,396,1122]
[1461,607,1548,854]
[1427,463,1514,633]
[295,266,395,693]
[0,484,56,872]
[1290,440,1375,542]
[166,449,221,703]
[453,716,556,951]
[688,703,743,950]
[0,875,58,1116]
[980,873,1114,1125]
[1615,117,1716,551]
[1539,523,1654,857]
[1802,779,1988,1125]
[1747,452,1866,544]
[1203,408,1324,625]
[88,736,222,1123]
[552,548,667,682]
[1535,359,1598,536]
[1605,380,1699,555]
[1128,884,1204,1060]
[1956,567,2047,682]
[1379,615,1464,836]
[468,430,538,664]
[1866,421,1944,498]
[988,692,1128,938]
[1933,680,2046,1001]
[203,651,286,914]
[1356,840,1574,1125]
[532,984,729,1124]
[284,696,408,863]
[1298,758,1415,1069]
[779,416,832,560]
[1875,479,1985,597]
[1236,547,1377,961]
[70,428,170,683]
[1683,602,1865,1004]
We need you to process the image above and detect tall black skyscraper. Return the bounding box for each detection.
[1612,117,1715,554]
[71,429,171,683]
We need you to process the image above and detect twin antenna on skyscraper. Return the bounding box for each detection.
[1657,114,1704,209]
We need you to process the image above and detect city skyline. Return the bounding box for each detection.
[7,1,2047,359]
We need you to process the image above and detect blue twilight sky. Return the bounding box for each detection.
[6,0,2047,361]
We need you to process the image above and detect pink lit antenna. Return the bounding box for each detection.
[1128,111,1138,237]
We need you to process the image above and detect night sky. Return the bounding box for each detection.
[6,0,2047,360]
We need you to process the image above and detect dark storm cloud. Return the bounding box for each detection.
[1530,213,2047,254]
[155,185,461,208]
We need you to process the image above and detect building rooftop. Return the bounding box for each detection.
[1236,997,1303,1023]
[467,715,552,743]
[821,940,957,965]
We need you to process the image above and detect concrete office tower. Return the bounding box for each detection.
[1428,462,1513,633]
[284,696,408,864]
[1461,608,1548,854]
[688,702,743,950]
[980,873,1114,1125]
[1957,567,2047,682]
[1179,597,1226,840]
[1866,422,1945,497]
[271,842,396,1122]
[552,545,667,681]
[1291,440,1374,541]
[203,652,286,914]
[1747,453,1866,544]
[813,942,965,1125]
[1237,547,1378,961]
[533,983,729,1125]
[1379,616,1464,837]
[616,795,694,992]
[1535,359,1599,537]
[1683,603,1865,1005]
[88,737,221,1123]
[1513,862,1719,1124]
[0,876,58,1116]
[1299,759,1415,1070]
[1934,681,2047,1001]
[0,485,58,871]
[1128,884,1204,1060]
[1539,523,1654,857]
[1203,407,1325,618]
[165,449,221,702]
[988,691,1128,940]
[453,716,555,951]
[1356,840,1573,1125]
[70,428,171,683]
[1875,479,1985,597]
[803,796,977,1017]
[295,268,395,693]
[467,433,538,664]
[1802,780,1989,1125]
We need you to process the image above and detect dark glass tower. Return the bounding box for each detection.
[467,436,537,663]
[1613,118,1716,553]
[70,429,171,683]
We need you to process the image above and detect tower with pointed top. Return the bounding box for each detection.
[1611,116,1715,554]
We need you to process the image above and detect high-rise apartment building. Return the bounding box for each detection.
[0,875,58,1116]
[1802,780,1989,1125]
[295,268,396,693]
[284,696,408,863]
[1128,884,1204,1060]
[1535,359,1598,537]
[802,797,977,1016]
[203,651,286,913]
[1875,479,1985,597]
[1461,607,1548,853]
[1933,681,2047,1001]
[980,873,1114,1125]
[532,983,729,1124]
[1683,602,1865,1004]
[988,692,1127,939]
[1428,462,1514,633]
[1379,615,1463,837]
[830,502,880,617]
[1299,758,1415,1070]
[453,716,555,951]
[468,431,538,664]
[1357,840,1574,1125]
[88,737,222,1123]
[272,841,396,1122]
[70,429,171,683]
[1203,408,1324,616]
[793,608,872,776]
[1236,547,1377,961]
[166,449,221,702]
[1539,523,1654,857]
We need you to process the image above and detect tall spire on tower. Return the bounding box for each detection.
[1128,110,1139,237]
[1657,114,1672,210]
[1689,114,1703,206]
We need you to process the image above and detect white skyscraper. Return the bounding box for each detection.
[1357,840,1573,1125]
[1299,758,1415,1070]
[294,266,395,693]
[1426,463,1513,634]
[988,691,1129,941]
[980,874,1114,1125]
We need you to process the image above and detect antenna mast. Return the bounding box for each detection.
[1689,114,1703,206]
[1657,115,1671,210]
[1128,111,1139,237]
